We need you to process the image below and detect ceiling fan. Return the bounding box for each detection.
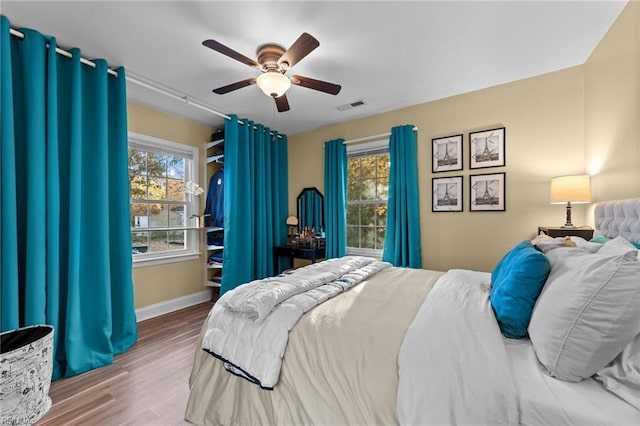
[202,33,341,112]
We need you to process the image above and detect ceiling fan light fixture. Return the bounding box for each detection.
[256,72,291,98]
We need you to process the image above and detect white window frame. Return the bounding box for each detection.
[346,138,390,258]
[128,132,201,267]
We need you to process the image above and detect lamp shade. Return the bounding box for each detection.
[286,215,299,226]
[549,175,591,204]
[256,72,291,98]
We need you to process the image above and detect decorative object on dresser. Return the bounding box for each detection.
[469,127,505,169]
[469,172,505,211]
[537,226,594,239]
[432,134,463,172]
[285,215,299,241]
[549,174,591,228]
[432,176,463,212]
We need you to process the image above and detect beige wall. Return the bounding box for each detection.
[129,2,639,306]
[289,2,640,273]
[127,101,214,308]
[289,67,586,272]
[584,1,640,206]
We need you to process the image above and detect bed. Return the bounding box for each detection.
[185,198,640,425]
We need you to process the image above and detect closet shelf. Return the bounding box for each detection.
[205,280,222,288]
[206,154,224,164]
[204,136,224,299]
[206,139,224,150]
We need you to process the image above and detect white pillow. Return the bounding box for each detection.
[597,235,639,256]
[528,248,640,382]
[568,236,602,253]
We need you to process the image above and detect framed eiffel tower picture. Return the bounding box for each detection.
[470,172,506,211]
[432,134,463,172]
[432,176,463,212]
[469,127,505,169]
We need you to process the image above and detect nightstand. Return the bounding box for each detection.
[273,245,326,275]
[538,226,594,239]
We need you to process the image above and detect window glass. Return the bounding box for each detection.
[128,133,199,264]
[346,145,389,254]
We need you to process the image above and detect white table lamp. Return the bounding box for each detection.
[549,174,591,228]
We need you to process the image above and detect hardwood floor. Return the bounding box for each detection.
[37,302,214,426]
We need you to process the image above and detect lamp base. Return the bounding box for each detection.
[561,202,575,228]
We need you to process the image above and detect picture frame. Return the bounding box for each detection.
[432,134,463,173]
[432,176,463,212]
[469,172,505,211]
[469,127,505,169]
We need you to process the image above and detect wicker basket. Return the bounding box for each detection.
[0,325,54,425]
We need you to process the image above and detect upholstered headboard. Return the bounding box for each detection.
[594,198,640,244]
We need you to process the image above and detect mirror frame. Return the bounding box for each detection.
[296,187,324,232]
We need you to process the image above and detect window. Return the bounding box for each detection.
[346,139,390,256]
[128,132,200,266]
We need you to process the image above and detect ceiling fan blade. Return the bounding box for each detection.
[212,78,257,94]
[277,33,319,68]
[275,94,290,112]
[202,39,260,69]
[290,75,341,95]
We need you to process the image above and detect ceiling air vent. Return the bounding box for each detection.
[337,99,366,112]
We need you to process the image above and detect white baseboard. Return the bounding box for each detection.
[135,289,212,322]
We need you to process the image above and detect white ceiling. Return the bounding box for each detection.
[3,1,627,135]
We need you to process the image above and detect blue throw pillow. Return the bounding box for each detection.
[490,241,551,339]
[590,234,610,244]
[591,234,640,248]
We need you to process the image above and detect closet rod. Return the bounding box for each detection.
[125,74,231,121]
[343,126,418,145]
[9,26,283,138]
[127,77,284,138]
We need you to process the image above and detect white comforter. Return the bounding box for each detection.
[202,256,390,389]
[397,269,519,425]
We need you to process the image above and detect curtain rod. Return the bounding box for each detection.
[123,75,283,138]
[343,126,418,145]
[10,26,283,138]
[10,27,119,77]
[10,27,228,119]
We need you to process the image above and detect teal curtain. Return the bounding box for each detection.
[221,115,288,295]
[1,16,137,379]
[323,139,347,258]
[382,125,422,268]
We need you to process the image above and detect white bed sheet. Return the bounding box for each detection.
[503,337,640,426]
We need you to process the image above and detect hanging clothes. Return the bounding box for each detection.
[204,167,224,228]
